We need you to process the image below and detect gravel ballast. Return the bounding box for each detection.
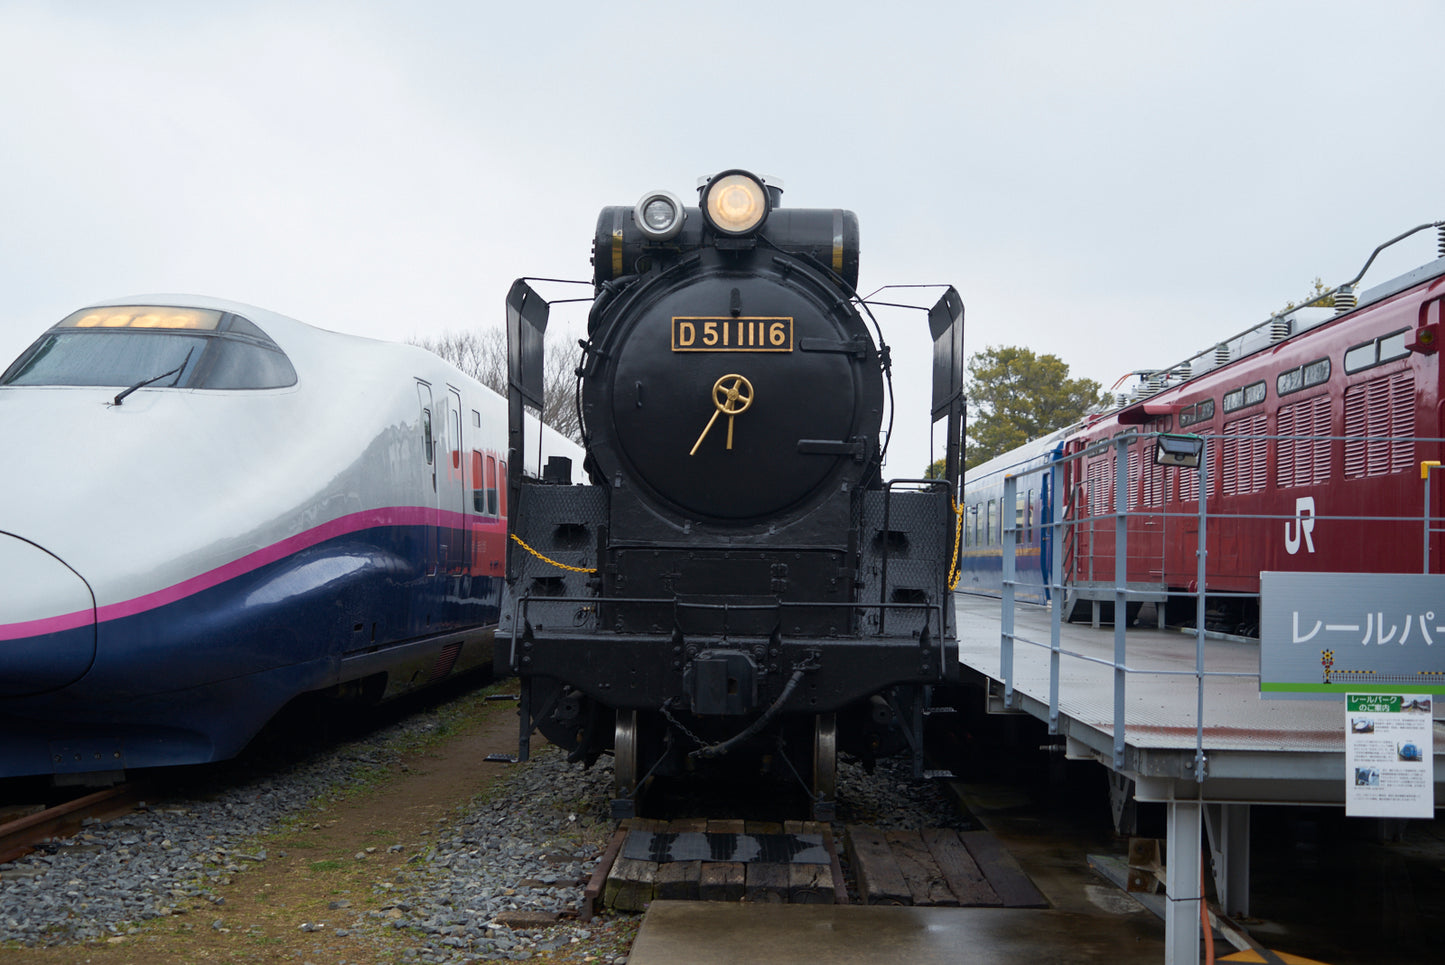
[0,697,963,962]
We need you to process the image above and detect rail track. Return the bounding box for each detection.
[0,783,147,864]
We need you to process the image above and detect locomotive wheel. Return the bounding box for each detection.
[812,712,837,821]
[614,709,639,801]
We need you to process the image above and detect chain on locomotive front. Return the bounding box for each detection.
[499,170,966,818]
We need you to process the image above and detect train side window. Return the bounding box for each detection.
[1303,358,1330,388]
[471,451,485,511]
[1015,492,1026,542]
[498,461,508,516]
[472,409,481,428]
[1223,381,1266,414]
[485,455,500,516]
[449,389,463,470]
[986,499,997,546]
[1380,330,1410,363]
[1178,398,1216,427]
[417,382,435,465]
[1345,328,1411,374]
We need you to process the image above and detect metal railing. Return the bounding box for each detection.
[994,429,1445,777]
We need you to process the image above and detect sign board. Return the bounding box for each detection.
[1345,693,1434,818]
[1260,572,1445,697]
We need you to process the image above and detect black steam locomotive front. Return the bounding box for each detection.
[500,170,964,818]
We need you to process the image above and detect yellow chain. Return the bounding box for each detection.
[947,496,965,591]
[509,533,598,574]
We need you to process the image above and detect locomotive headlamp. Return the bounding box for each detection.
[633,190,686,242]
[701,171,769,236]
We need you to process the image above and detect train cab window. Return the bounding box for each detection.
[1345,328,1412,374]
[0,305,297,389]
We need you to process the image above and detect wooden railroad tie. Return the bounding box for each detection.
[845,826,1047,909]
[591,820,1044,914]
[600,818,845,913]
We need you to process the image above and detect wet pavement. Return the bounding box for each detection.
[629,900,1165,965]
[627,746,1445,964]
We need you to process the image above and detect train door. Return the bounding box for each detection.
[416,381,439,576]
[443,386,467,575]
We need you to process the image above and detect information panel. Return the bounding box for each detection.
[1345,693,1434,818]
[1260,572,1445,697]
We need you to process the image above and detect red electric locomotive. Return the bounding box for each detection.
[962,221,1444,633]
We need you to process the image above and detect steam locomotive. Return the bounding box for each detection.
[498,170,965,817]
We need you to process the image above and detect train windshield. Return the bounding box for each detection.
[0,306,297,389]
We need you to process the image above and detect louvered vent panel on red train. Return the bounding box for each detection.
[1126,447,1139,510]
[1277,394,1332,488]
[1222,414,1267,495]
[1344,372,1415,478]
[1087,454,1112,517]
[1389,372,1415,472]
[1180,459,1198,503]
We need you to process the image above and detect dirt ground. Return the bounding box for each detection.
[4,695,636,965]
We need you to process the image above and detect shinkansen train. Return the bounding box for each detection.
[960,222,1445,632]
[0,295,581,782]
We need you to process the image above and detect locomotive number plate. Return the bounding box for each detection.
[672,316,793,352]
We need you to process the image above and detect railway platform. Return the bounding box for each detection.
[952,590,1445,964]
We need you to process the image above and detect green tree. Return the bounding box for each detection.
[964,345,1106,469]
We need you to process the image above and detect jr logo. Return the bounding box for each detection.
[1285,496,1316,555]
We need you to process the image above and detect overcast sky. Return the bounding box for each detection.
[2,1,1441,475]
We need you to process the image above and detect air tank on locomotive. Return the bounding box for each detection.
[500,170,966,818]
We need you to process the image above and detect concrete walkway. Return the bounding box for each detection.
[628,900,1165,964]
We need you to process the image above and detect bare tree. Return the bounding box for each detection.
[411,328,583,444]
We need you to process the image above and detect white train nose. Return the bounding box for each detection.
[0,534,96,697]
